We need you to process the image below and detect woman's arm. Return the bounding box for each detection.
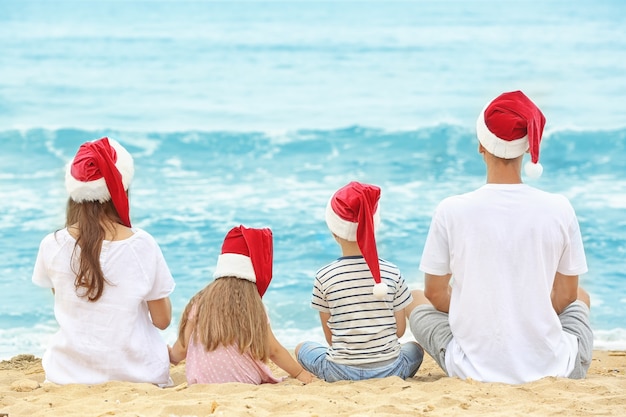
[267,326,314,384]
[147,297,172,330]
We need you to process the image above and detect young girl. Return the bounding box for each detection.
[32,137,175,386]
[168,225,314,385]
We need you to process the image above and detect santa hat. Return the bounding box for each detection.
[65,137,134,227]
[476,90,546,178]
[213,225,273,298]
[325,181,387,299]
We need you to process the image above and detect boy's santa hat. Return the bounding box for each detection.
[213,225,273,297]
[325,181,387,299]
[476,90,546,178]
[65,137,134,227]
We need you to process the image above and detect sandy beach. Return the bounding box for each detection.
[1,350,624,417]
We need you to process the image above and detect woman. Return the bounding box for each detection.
[32,137,175,386]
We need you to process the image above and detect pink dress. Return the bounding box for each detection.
[185,339,284,385]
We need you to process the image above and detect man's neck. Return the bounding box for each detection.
[484,154,523,184]
[486,169,523,184]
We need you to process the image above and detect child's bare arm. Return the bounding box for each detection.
[168,340,187,365]
[168,310,195,365]
[319,312,332,345]
[268,326,314,384]
[394,310,406,337]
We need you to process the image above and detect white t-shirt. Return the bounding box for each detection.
[420,184,587,384]
[32,228,175,385]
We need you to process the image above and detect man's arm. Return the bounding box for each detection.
[551,272,579,314]
[424,273,452,313]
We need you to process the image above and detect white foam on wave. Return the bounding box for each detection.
[0,323,55,361]
[3,324,624,362]
[593,329,626,351]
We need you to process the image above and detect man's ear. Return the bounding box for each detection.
[478,142,485,154]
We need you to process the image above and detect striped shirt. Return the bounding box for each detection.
[311,256,412,365]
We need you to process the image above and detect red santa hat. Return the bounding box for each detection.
[325,181,387,299]
[65,137,134,227]
[213,225,273,298]
[476,90,546,178]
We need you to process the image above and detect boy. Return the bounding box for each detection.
[296,181,423,382]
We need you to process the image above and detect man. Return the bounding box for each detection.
[407,90,593,384]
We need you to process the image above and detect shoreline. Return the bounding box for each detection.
[1,350,624,416]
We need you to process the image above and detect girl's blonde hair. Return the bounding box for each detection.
[178,277,270,362]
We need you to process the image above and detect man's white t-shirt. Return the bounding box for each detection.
[419,184,588,384]
[33,228,175,385]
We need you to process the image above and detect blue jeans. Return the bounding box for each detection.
[297,341,423,382]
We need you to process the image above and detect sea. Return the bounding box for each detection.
[1,0,625,360]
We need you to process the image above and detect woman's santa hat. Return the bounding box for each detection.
[476,90,546,178]
[213,225,273,298]
[65,137,134,227]
[325,181,387,299]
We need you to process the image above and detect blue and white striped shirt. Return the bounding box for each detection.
[311,255,412,365]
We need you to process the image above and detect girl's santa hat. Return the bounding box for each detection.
[213,225,273,298]
[476,90,546,178]
[65,137,134,227]
[325,181,387,299]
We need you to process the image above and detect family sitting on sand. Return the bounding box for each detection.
[32,91,592,387]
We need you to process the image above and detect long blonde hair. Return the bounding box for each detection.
[178,277,270,362]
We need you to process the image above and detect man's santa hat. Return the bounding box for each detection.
[476,90,546,178]
[65,137,134,227]
[325,181,387,299]
[213,225,273,298]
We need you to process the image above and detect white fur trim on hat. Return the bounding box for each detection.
[65,138,135,203]
[325,200,381,241]
[476,107,529,159]
[213,253,256,283]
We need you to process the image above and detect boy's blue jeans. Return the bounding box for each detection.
[297,341,423,382]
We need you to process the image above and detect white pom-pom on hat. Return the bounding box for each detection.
[372,282,388,299]
[524,161,543,178]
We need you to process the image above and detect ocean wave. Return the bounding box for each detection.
[3,125,626,156]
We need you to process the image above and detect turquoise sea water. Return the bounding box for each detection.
[1,0,625,359]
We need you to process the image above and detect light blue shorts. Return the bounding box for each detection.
[296,341,424,382]
[408,300,593,378]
